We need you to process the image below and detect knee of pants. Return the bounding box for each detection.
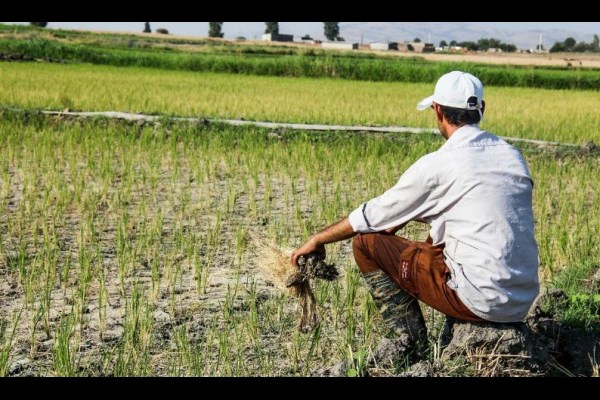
[352,233,378,274]
[352,233,366,255]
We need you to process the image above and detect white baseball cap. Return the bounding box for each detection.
[417,71,484,112]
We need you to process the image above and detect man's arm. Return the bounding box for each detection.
[290,216,430,266]
[291,217,356,266]
[291,159,433,266]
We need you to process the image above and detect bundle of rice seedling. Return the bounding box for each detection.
[248,230,338,332]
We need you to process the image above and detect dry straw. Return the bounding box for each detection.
[248,231,319,332]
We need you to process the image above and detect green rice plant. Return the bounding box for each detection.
[52,314,78,376]
[40,248,58,338]
[0,309,22,376]
[97,262,108,341]
[114,283,153,376]
[169,323,189,376]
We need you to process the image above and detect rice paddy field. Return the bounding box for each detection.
[2,63,600,144]
[0,26,599,377]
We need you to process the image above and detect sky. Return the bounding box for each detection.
[3,22,600,45]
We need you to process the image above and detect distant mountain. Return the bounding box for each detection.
[339,22,596,50]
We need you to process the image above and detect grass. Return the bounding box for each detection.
[0,111,597,376]
[541,259,600,330]
[1,63,600,144]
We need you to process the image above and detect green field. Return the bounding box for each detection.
[0,26,598,376]
[2,27,600,90]
[1,63,600,144]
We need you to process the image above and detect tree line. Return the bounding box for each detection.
[438,38,517,52]
[550,35,600,53]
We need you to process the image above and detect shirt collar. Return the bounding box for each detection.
[439,124,483,151]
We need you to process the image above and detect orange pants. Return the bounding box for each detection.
[352,233,483,321]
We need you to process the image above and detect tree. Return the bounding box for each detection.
[323,22,339,41]
[500,43,517,53]
[156,28,169,35]
[264,22,279,35]
[413,37,421,43]
[592,34,599,52]
[477,37,502,50]
[143,22,151,33]
[574,41,588,52]
[209,22,224,38]
[564,37,576,50]
[458,41,478,51]
[30,22,47,28]
[550,42,565,52]
[439,40,448,47]
[449,40,458,46]
[301,34,313,40]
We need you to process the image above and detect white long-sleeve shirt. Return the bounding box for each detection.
[348,124,539,322]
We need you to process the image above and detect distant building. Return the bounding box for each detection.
[411,42,425,52]
[262,33,294,42]
[322,42,359,50]
[398,42,435,53]
[398,43,412,52]
[370,42,398,51]
[422,43,435,53]
[487,48,503,53]
[293,37,318,45]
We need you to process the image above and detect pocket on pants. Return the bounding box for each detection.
[397,245,421,296]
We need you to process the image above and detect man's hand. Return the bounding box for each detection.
[291,236,325,266]
[291,217,356,267]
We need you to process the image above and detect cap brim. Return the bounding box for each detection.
[417,95,434,111]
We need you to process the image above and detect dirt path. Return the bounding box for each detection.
[35,109,581,148]
[378,51,600,69]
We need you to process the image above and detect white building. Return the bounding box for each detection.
[322,42,359,50]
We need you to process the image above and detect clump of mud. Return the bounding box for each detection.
[440,318,543,376]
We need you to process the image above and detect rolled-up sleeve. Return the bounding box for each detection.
[348,159,435,233]
[348,202,371,232]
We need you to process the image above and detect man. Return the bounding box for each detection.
[291,71,539,367]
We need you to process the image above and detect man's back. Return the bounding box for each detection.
[294,71,539,369]
[420,124,539,322]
